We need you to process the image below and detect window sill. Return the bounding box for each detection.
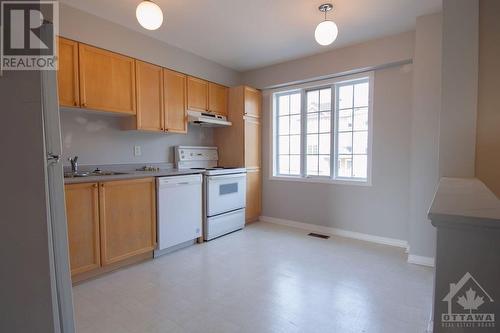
[269,175,372,187]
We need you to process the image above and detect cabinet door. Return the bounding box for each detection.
[64,183,100,277]
[208,82,228,116]
[187,76,208,112]
[164,69,187,133]
[244,86,261,118]
[79,44,136,114]
[57,37,79,107]
[246,170,261,223]
[99,178,156,266]
[136,61,163,132]
[244,116,261,169]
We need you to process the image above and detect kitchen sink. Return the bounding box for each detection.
[64,170,129,178]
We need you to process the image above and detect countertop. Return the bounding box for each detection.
[428,177,500,229]
[64,168,204,184]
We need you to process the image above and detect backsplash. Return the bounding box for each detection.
[60,109,214,167]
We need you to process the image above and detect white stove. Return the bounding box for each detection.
[175,146,246,240]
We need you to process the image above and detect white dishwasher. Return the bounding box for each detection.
[154,174,202,258]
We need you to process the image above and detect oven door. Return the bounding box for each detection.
[206,173,246,217]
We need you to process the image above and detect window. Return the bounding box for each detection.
[272,74,372,184]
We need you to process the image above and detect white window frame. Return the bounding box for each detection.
[269,72,374,186]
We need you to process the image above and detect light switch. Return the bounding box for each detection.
[134,145,142,156]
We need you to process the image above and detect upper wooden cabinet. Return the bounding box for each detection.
[57,37,80,108]
[244,86,261,118]
[187,76,208,112]
[99,178,156,266]
[164,69,187,133]
[209,82,228,116]
[135,60,164,132]
[79,44,136,115]
[244,116,261,169]
[64,183,100,277]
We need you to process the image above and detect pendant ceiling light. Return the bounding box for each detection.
[136,0,164,30]
[315,3,338,46]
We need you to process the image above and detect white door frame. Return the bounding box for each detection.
[41,68,75,332]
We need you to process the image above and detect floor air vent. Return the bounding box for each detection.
[308,232,330,239]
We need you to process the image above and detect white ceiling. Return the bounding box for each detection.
[59,0,442,72]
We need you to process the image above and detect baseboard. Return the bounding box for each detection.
[407,254,435,267]
[259,216,409,249]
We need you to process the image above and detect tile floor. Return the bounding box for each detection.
[73,222,433,333]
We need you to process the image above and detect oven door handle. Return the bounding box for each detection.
[207,173,246,181]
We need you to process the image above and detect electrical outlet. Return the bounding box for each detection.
[134,145,142,157]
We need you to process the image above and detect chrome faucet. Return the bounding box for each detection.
[68,156,79,174]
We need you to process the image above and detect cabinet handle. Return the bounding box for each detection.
[93,184,98,188]
[73,101,78,107]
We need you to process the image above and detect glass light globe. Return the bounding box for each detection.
[136,1,163,30]
[315,20,338,46]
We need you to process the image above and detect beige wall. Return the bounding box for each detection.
[408,13,442,258]
[241,31,414,89]
[475,0,500,197]
[60,4,241,87]
[439,0,479,178]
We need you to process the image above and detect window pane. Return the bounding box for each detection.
[279,95,290,116]
[279,116,289,135]
[338,109,352,131]
[290,93,301,115]
[319,89,331,111]
[290,115,301,135]
[307,113,319,133]
[338,85,353,109]
[289,135,301,154]
[290,155,301,175]
[338,132,352,154]
[354,82,369,107]
[319,155,330,176]
[307,134,319,155]
[307,90,319,113]
[353,155,367,178]
[337,155,352,178]
[353,108,368,131]
[319,133,330,154]
[353,131,368,154]
[279,155,289,174]
[319,112,331,133]
[279,136,289,155]
[307,155,318,175]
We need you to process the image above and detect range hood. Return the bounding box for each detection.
[188,110,232,127]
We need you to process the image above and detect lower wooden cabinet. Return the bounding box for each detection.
[64,183,101,277]
[99,178,156,265]
[64,178,156,282]
[246,169,262,223]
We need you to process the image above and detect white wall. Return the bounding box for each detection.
[439,0,479,178]
[256,62,413,242]
[408,13,442,258]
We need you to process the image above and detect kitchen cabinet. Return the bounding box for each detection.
[64,183,100,277]
[214,85,262,223]
[164,69,188,133]
[209,82,228,116]
[135,60,164,132]
[79,44,136,114]
[64,178,156,282]
[99,178,156,265]
[187,76,208,112]
[57,37,80,108]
